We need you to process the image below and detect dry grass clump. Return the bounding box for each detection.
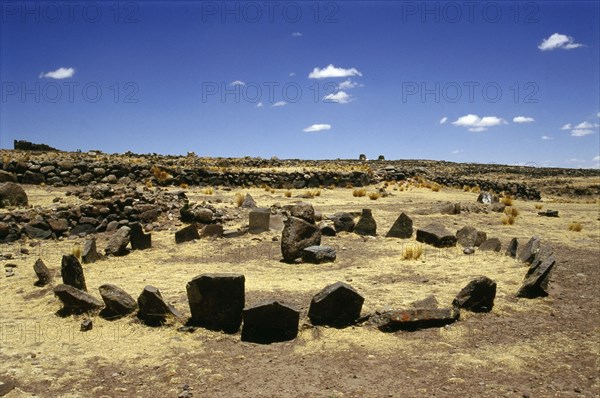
[568,222,582,232]
[368,192,381,200]
[353,188,367,197]
[145,180,153,188]
[471,185,481,193]
[501,214,515,225]
[304,189,321,198]
[345,182,354,189]
[71,245,82,259]
[535,204,543,210]
[235,192,244,207]
[202,187,214,195]
[463,185,471,192]
[430,183,441,192]
[180,183,189,189]
[402,244,423,260]
[284,190,292,198]
[500,196,514,206]
[150,165,172,183]
[504,206,519,217]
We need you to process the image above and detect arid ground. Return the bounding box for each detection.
[1,173,599,397]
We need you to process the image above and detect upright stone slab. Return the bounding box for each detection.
[33,258,52,286]
[105,226,131,256]
[354,209,376,236]
[516,255,556,298]
[175,224,200,244]
[130,222,151,250]
[385,212,413,238]
[453,276,497,312]
[99,284,137,317]
[241,301,300,344]
[416,223,457,248]
[82,238,101,263]
[456,226,486,247]
[249,208,271,234]
[479,238,501,252]
[330,212,355,233]
[308,282,364,327]
[137,285,181,326]
[505,237,519,258]
[241,194,257,209]
[61,255,87,291]
[518,236,540,264]
[186,274,245,333]
[281,216,321,263]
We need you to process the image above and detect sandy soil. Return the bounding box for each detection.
[1,184,599,397]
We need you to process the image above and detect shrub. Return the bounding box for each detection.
[202,187,214,195]
[353,188,367,197]
[500,196,514,206]
[535,204,543,210]
[463,185,471,192]
[180,183,189,189]
[471,186,481,193]
[568,222,582,232]
[402,244,423,260]
[504,207,519,217]
[304,189,321,198]
[501,214,515,225]
[430,183,441,192]
[284,190,292,198]
[235,192,244,207]
[368,192,380,200]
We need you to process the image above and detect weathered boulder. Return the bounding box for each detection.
[249,208,270,234]
[23,223,52,240]
[505,237,518,258]
[180,204,213,223]
[479,238,501,252]
[411,294,439,309]
[385,212,413,239]
[105,226,131,256]
[47,218,69,236]
[201,224,223,238]
[330,212,355,233]
[33,258,52,286]
[456,226,487,247]
[453,276,497,312]
[61,255,87,291]
[301,246,336,264]
[438,202,461,215]
[175,224,200,244]
[241,194,257,209]
[99,284,137,317]
[186,274,245,332]
[308,282,364,327]
[538,210,559,217]
[416,223,457,248]
[518,236,540,264]
[354,209,376,236]
[137,285,181,326]
[377,307,460,332]
[82,238,101,264]
[0,170,17,183]
[241,301,300,344]
[516,255,556,298]
[290,202,315,224]
[54,284,103,313]
[130,222,151,250]
[281,216,321,263]
[477,192,499,204]
[0,182,28,207]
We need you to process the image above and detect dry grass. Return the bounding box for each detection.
[463,185,471,192]
[202,187,214,195]
[71,244,82,259]
[568,221,582,232]
[150,165,172,183]
[402,244,423,260]
[353,188,367,197]
[430,183,441,192]
[471,186,481,193]
[500,196,514,206]
[235,192,244,207]
[284,190,292,198]
[368,192,381,200]
[180,183,189,189]
[145,180,153,188]
[504,207,519,217]
[535,204,543,210]
[501,214,516,225]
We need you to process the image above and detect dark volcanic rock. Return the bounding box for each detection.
[241,300,300,344]
[249,208,271,234]
[54,284,103,313]
[301,245,336,264]
[0,169,17,183]
[281,216,321,263]
[290,202,315,224]
[456,226,487,247]
[377,307,460,332]
[99,284,137,317]
[453,276,497,312]
[385,212,413,238]
[33,258,52,286]
[70,223,97,236]
[61,255,87,291]
[80,319,93,332]
[241,194,257,209]
[308,282,364,327]
[506,237,519,258]
[416,223,457,248]
[0,182,28,207]
[319,222,337,236]
[47,218,69,235]
[479,238,501,252]
[82,238,101,264]
[538,210,559,217]
[201,224,223,238]
[331,212,355,233]
[130,222,151,250]
[180,204,213,223]
[23,224,52,240]
[175,224,200,244]
[516,255,556,298]
[186,274,245,332]
[412,294,439,309]
[518,236,541,264]
[354,209,376,236]
[137,285,181,326]
[105,226,131,256]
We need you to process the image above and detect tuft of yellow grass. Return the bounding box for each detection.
[71,245,82,259]
[353,188,367,197]
[504,206,519,217]
[500,196,514,206]
[535,204,543,210]
[368,192,381,200]
[463,185,471,192]
[284,190,292,198]
[501,214,515,225]
[568,222,582,232]
[471,186,481,193]
[402,244,423,260]
[430,183,441,192]
[202,187,214,195]
[304,189,321,198]
[235,192,244,207]
[180,183,189,189]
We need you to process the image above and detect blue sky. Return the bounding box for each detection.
[1,1,599,168]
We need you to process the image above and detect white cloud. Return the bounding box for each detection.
[451,114,507,132]
[597,112,600,118]
[256,102,264,108]
[571,129,593,137]
[561,123,573,130]
[230,80,245,86]
[594,155,600,162]
[323,91,352,104]
[303,124,331,132]
[538,33,583,51]
[39,67,75,79]
[292,32,302,37]
[439,117,448,125]
[574,121,595,129]
[451,149,463,154]
[272,101,287,107]
[513,116,535,123]
[309,64,362,79]
[338,79,361,90]
[289,72,296,77]
[541,135,553,140]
